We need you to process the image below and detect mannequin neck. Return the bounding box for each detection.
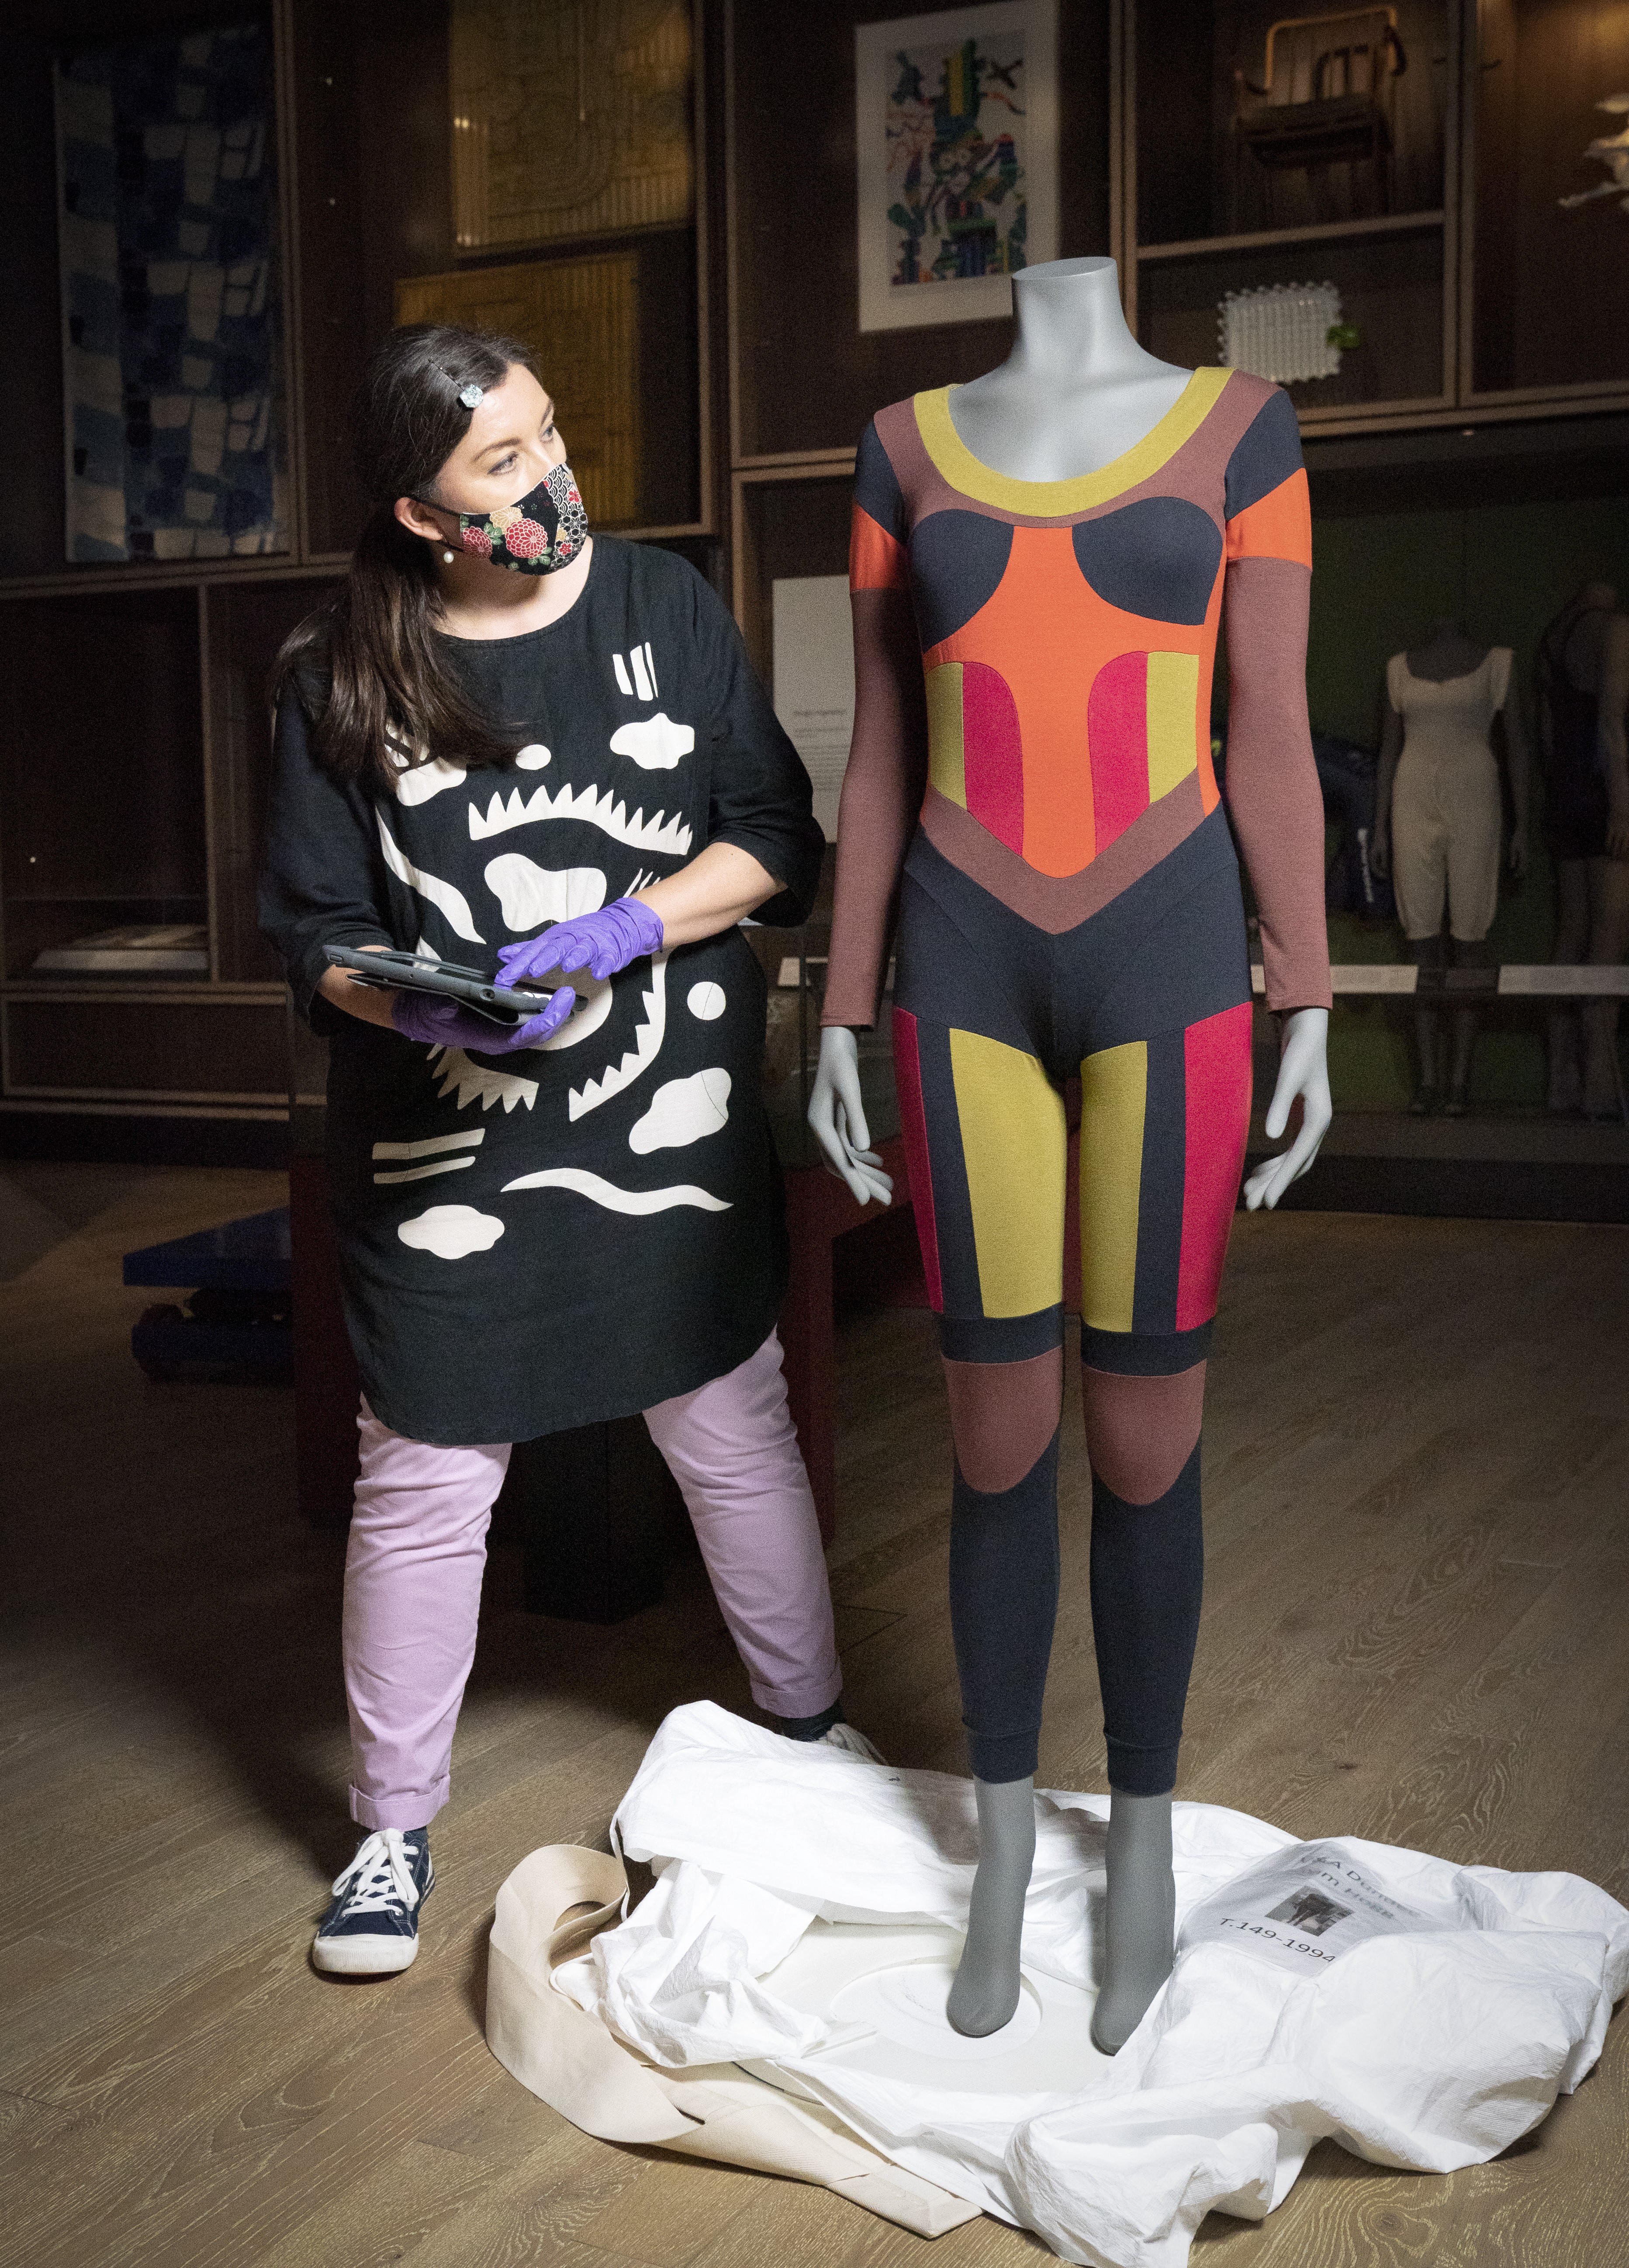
[1005,256,1172,388]
[948,258,1192,482]
[1408,619,1488,681]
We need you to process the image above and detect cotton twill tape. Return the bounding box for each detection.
[484,1843,979,2237]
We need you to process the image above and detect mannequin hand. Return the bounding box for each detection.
[1508,825,1529,879]
[1243,1007,1331,1212]
[808,1027,894,1206]
[1368,826,1390,879]
[497,897,664,987]
[391,987,571,1054]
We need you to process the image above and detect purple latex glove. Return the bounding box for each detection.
[497,895,664,988]
[390,986,573,1053]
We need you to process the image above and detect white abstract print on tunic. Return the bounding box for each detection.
[629,1068,732,1153]
[397,1204,505,1257]
[610,715,695,769]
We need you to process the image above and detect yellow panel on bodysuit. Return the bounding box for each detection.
[1079,1040,1147,1333]
[924,663,967,809]
[948,1028,1065,1316]
[1145,651,1200,803]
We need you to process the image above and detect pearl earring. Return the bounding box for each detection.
[443,547,456,564]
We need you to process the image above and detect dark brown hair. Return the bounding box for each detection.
[272,323,540,785]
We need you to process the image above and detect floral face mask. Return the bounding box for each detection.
[432,461,590,575]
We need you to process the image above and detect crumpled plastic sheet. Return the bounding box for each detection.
[556,1703,1629,2268]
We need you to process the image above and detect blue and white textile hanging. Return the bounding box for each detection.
[55,21,286,563]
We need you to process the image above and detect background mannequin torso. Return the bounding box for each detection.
[1404,620,1491,683]
[1373,616,1529,1114]
[948,256,1191,480]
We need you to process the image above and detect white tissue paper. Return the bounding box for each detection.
[556,1703,1628,2268]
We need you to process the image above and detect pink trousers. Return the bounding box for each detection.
[342,1328,840,1828]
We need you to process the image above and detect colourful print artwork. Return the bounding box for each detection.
[855,2,1058,333]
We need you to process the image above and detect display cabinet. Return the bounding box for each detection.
[6,0,1629,1155]
[1123,0,1629,430]
[1128,0,1458,422]
[0,0,715,1144]
[1465,0,1629,404]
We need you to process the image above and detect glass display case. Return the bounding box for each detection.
[1468,0,1629,401]
[1131,0,1455,419]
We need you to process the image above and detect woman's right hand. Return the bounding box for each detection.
[390,987,572,1053]
[808,1027,894,1206]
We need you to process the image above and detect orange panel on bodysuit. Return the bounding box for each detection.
[925,527,1223,879]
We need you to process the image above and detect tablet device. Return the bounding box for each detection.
[324,946,561,1025]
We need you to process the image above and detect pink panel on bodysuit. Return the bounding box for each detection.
[1088,651,1151,852]
[960,660,1025,855]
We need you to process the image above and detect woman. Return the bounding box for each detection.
[262,324,870,1979]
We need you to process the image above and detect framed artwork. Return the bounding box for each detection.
[450,0,693,253]
[854,0,1058,335]
[394,256,640,526]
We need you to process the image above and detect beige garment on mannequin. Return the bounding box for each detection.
[1388,648,1513,943]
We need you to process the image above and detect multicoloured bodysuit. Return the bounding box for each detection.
[824,368,1332,1793]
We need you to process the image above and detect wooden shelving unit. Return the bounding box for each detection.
[4,0,1626,1151]
[0,0,716,1141]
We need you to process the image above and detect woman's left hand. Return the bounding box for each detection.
[390,987,573,1053]
[498,897,665,987]
[1243,1006,1332,1212]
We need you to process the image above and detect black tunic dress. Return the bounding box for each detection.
[260,539,823,1445]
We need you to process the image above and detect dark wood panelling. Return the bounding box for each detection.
[1139,225,1447,409]
[1138,0,1449,246]
[205,575,337,982]
[732,0,1112,461]
[735,475,853,679]
[0,590,207,978]
[1472,0,1629,395]
[5,997,287,1096]
[291,0,455,555]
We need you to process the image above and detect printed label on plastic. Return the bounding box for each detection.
[1179,1840,1456,1976]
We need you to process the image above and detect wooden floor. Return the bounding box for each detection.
[2,1162,1626,2268]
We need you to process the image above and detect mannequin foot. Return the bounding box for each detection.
[1443,1080,1469,1118]
[1409,1083,1440,1116]
[948,1776,1035,2037]
[1090,1790,1176,2056]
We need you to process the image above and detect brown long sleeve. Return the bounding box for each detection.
[1221,555,1333,1014]
[822,584,928,1028]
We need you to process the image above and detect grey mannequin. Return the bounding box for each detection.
[1371,618,1531,1115]
[809,255,1331,2055]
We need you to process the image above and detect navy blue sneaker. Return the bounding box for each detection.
[312,1828,433,1975]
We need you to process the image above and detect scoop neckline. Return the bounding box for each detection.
[914,366,1231,516]
[1399,648,1495,687]
[434,536,601,648]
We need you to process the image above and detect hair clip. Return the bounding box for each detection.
[457,381,484,409]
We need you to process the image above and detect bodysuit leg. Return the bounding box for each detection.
[1075,998,1252,2050]
[1076,1001,1252,1795]
[894,1008,1069,1782]
[895,1004,1068,2036]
